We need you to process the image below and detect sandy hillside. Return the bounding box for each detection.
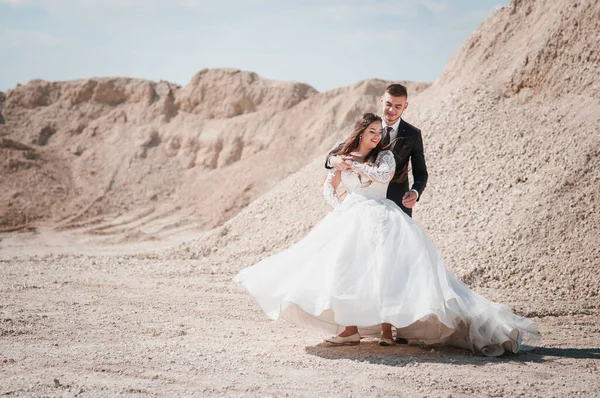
[1,0,599,397]
[0,70,428,242]
[0,69,318,239]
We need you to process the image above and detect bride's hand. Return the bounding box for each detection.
[331,156,353,171]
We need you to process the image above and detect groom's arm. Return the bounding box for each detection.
[325,142,344,169]
[410,131,428,200]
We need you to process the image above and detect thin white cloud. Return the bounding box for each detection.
[174,0,276,10]
[0,0,275,10]
[0,28,62,47]
[0,0,34,5]
[310,0,451,21]
[350,28,407,43]
[1,0,449,15]
[422,0,449,14]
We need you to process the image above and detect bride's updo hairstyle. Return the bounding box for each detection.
[333,112,383,164]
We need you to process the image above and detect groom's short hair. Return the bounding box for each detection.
[385,83,408,98]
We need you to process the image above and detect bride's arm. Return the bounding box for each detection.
[323,169,342,208]
[350,150,396,184]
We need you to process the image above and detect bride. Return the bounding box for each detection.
[234,113,539,356]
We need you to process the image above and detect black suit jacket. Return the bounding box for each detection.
[325,119,428,217]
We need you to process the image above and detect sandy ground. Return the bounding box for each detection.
[1,235,599,398]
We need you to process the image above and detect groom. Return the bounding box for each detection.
[325,83,429,345]
[326,83,428,218]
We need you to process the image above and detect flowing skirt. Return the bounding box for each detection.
[234,193,540,356]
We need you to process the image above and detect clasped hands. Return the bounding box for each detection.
[329,155,418,209]
[329,155,355,171]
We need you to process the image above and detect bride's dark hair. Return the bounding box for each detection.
[333,113,384,164]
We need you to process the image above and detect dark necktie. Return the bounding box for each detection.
[382,126,393,147]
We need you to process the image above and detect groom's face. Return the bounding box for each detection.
[380,93,408,125]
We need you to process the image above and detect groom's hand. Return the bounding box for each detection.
[330,156,353,171]
[402,191,418,208]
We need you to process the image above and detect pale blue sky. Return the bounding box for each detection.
[0,0,507,92]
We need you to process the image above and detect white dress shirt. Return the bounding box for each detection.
[382,118,402,148]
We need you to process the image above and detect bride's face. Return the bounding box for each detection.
[360,120,382,150]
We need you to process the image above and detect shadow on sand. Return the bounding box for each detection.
[304,339,600,366]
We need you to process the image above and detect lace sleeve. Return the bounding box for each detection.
[351,150,396,184]
[322,169,340,208]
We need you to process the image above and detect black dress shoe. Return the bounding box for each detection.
[394,336,408,344]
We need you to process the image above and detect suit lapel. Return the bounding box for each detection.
[391,120,418,161]
[396,119,414,138]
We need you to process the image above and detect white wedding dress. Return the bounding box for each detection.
[234,150,540,356]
